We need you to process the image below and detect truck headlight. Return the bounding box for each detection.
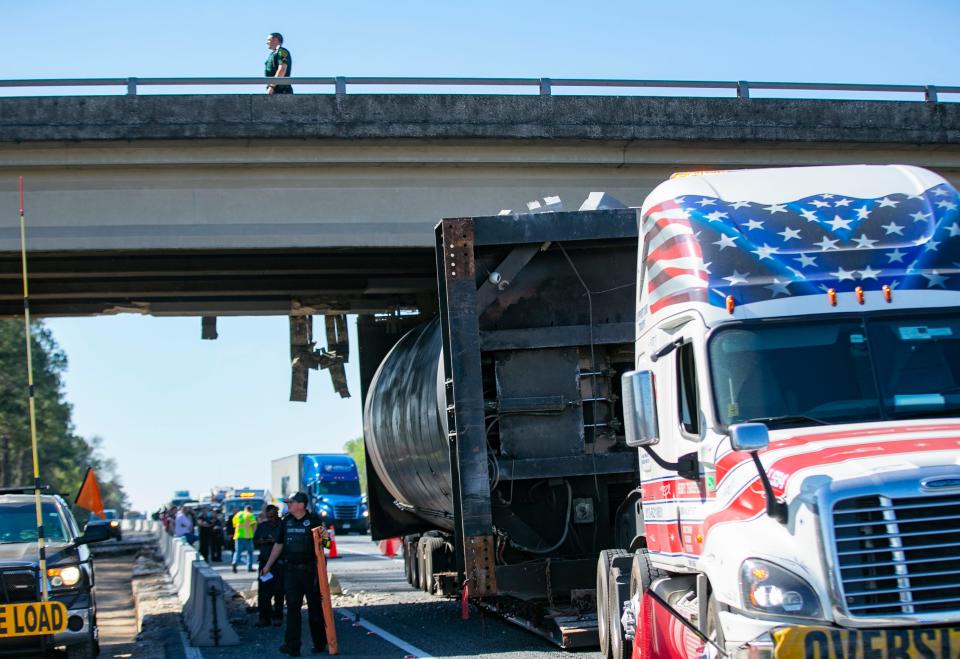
[740,559,821,619]
[362,509,369,518]
[47,565,82,588]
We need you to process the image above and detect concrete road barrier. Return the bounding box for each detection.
[152,527,238,647]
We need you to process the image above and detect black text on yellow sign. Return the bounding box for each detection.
[0,602,68,638]
[774,625,960,659]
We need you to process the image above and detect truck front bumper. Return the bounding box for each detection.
[718,610,960,658]
[52,607,94,648]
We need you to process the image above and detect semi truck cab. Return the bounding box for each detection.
[609,165,960,657]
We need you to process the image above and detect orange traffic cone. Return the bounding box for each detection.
[327,526,340,559]
[378,537,401,558]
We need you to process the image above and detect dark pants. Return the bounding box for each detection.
[283,563,325,650]
[272,85,293,94]
[210,530,223,561]
[198,527,211,560]
[258,557,284,622]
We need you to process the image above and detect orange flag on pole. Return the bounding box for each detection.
[75,467,104,519]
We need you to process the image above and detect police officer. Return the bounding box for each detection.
[265,32,293,95]
[254,504,284,627]
[260,492,326,657]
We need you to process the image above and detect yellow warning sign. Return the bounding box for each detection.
[0,601,68,638]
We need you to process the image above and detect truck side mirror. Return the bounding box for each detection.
[729,423,770,452]
[622,370,659,447]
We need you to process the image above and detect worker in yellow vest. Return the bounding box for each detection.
[232,505,258,573]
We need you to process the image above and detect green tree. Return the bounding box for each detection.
[0,320,128,521]
[342,437,366,494]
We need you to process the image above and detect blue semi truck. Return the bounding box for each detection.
[271,453,369,534]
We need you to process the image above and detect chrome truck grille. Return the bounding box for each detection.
[334,504,358,519]
[832,492,960,618]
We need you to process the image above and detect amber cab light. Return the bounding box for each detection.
[855,286,865,305]
[882,284,893,303]
[827,288,837,307]
[725,295,735,314]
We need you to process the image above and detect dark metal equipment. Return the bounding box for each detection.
[289,314,350,401]
[362,208,641,645]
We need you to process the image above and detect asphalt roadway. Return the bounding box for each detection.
[197,533,602,659]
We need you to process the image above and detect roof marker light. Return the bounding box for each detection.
[725,295,735,314]
[827,288,837,307]
[855,286,865,305]
[882,284,893,303]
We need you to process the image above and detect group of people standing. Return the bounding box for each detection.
[164,493,329,656]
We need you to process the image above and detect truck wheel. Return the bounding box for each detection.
[417,537,429,591]
[422,537,444,594]
[608,562,632,659]
[405,536,421,588]
[403,539,413,585]
[706,594,726,653]
[627,549,666,654]
[597,549,629,659]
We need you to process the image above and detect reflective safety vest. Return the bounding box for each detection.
[232,511,257,540]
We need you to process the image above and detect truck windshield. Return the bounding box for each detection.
[313,480,360,496]
[709,312,960,429]
[0,503,70,544]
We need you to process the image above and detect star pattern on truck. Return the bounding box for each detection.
[641,183,960,312]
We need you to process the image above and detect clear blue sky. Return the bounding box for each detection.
[5,0,958,510]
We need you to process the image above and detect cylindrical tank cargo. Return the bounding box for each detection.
[363,319,454,530]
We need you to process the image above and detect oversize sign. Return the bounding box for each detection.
[0,602,68,638]
[774,625,960,659]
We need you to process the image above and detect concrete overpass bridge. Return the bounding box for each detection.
[1,86,959,319]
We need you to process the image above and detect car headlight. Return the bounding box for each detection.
[47,565,82,588]
[740,559,821,619]
[109,521,119,528]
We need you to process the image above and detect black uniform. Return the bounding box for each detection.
[265,46,293,94]
[210,514,224,561]
[276,512,326,652]
[254,519,284,623]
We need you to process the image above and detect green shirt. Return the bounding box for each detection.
[265,47,292,78]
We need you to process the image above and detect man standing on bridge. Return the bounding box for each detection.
[261,491,327,656]
[265,32,293,95]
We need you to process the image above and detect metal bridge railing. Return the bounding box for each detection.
[0,77,957,102]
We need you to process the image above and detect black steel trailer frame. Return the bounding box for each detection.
[363,208,640,647]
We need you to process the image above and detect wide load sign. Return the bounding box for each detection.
[773,626,960,658]
[0,602,68,638]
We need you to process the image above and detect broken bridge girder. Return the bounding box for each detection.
[289,314,351,402]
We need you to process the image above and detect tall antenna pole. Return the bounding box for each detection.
[19,176,48,600]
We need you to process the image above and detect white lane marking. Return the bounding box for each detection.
[338,607,432,658]
[179,628,204,659]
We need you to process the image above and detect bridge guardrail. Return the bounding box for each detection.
[0,76,957,102]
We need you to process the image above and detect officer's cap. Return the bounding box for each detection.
[285,491,308,504]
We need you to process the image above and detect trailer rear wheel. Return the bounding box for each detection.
[422,537,445,594]
[596,549,630,659]
[405,536,421,588]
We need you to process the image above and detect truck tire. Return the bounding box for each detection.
[422,537,445,594]
[405,536,421,588]
[403,539,413,585]
[706,593,726,654]
[627,549,667,654]
[416,537,430,591]
[608,562,633,659]
[596,549,630,659]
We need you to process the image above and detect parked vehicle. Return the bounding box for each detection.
[84,508,122,541]
[272,455,368,533]
[602,164,960,657]
[0,487,112,657]
[363,164,960,654]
